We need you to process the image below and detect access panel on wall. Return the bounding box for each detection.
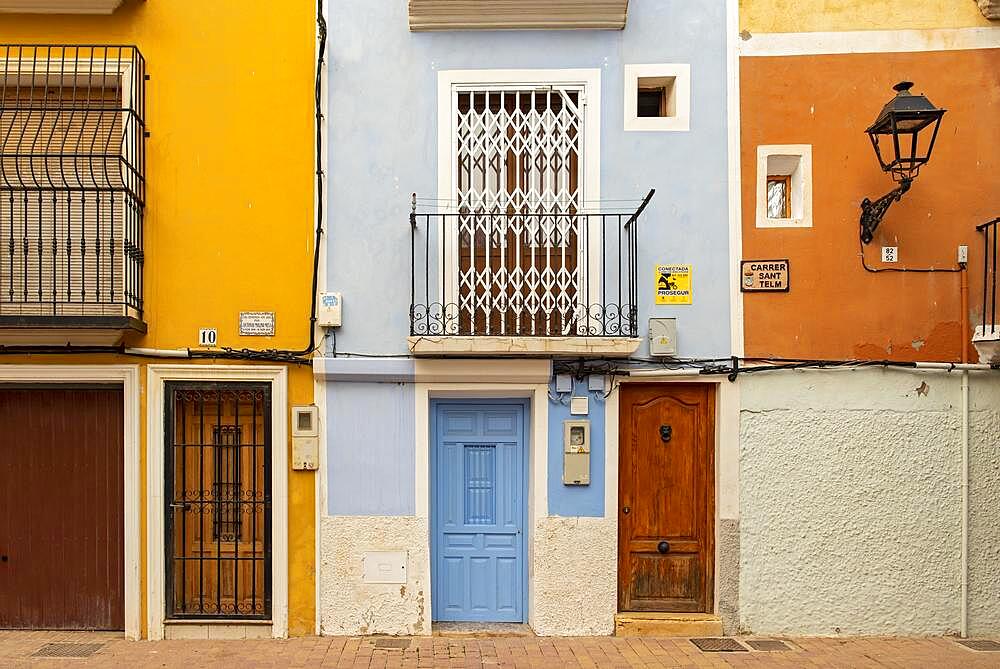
[165,383,271,619]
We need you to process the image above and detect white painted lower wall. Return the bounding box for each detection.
[319,515,431,636]
[739,368,1000,636]
[531,516,617,636]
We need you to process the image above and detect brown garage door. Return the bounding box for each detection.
[0,386,124,630]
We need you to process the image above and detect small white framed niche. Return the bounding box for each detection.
[624,63,690,132]
[756,144,813,228]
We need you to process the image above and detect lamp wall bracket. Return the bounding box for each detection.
[860,178,912,244]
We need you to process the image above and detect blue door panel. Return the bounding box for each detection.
[432,402,526,622]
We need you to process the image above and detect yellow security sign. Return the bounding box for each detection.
[654,264,692,305]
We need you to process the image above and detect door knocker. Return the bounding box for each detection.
[659,425,672,443]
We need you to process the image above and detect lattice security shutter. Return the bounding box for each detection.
[454,87,584,336]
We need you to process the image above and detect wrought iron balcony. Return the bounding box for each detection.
[409,191,653,354]
[974,217,999,364]
[0,45,146,345]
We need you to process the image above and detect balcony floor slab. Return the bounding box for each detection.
[407,335,641,357]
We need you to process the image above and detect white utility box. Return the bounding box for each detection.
[563,420,591,485]
[649,317,677,356]
[318,291,342,328]
[291,405,319,471]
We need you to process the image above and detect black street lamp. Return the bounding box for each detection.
[860,81,947,244]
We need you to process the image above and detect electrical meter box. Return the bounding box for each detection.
[563,419,591,485]
[649,317,677,356]
[318,291,342,328]
[291,405,319,470]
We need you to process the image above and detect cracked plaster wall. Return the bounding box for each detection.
[531,516,617,635]
[739,368,1000,635]
[320,516,431,636]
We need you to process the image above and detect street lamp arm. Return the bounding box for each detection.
[860,178,912,244]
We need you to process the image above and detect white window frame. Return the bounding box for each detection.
[755,144,813,228]
[623,63,691,132]
[436,68,601,335]
[146,364,289,640]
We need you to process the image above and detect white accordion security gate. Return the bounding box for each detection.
[449,85,588,337]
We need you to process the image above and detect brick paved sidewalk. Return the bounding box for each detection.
[1,631,999,668]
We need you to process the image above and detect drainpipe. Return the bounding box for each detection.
[960,262,970,638]
[961,368,969,638]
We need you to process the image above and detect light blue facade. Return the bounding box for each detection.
[319,0,732,630]
[326,0,731,360]
[327,381,415,515]
[547,377,607,517]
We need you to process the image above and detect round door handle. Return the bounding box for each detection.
[622,506,631,515]
[1,555,8,562]
[657,541,670,554]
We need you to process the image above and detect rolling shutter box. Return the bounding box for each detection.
[408,0,629,31]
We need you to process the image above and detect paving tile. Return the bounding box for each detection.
[2,631,1000,668]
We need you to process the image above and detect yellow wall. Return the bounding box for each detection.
[740,0,994,33]
[3,0,317,637]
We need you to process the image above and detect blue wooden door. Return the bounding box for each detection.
[432,402,526,622]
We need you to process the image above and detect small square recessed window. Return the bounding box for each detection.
[625,64,690,132]
[756,145,813,228]
[636,77,676,118]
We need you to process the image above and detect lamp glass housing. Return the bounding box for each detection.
[866,81,946,183]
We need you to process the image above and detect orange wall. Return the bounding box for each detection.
[741,49,1000,362]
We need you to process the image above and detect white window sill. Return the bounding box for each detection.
[756,216,811,229]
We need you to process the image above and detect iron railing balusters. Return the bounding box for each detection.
[0,44,145,322]
[409,191,653,338]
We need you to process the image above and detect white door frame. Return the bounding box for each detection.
[415,379,549,630]
[0,364,141,639]
[146,364,289,639]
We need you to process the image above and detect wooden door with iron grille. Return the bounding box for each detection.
[455,87,583,336]
[165,383,270,619]
[618,383,714,612]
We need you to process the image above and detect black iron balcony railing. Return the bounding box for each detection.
[0,44,146,327]
[978,217,998,337]
[410,190,653,338]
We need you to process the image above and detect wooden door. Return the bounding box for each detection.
[618,384,714,613]
[0,387,124,630]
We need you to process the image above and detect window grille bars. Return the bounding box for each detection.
[409,190,653,338]
[0,45,146,321]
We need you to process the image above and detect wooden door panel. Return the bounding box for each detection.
[0,387,124,630]
[618,384,714,613]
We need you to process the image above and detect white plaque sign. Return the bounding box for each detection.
[239,311,275,336]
